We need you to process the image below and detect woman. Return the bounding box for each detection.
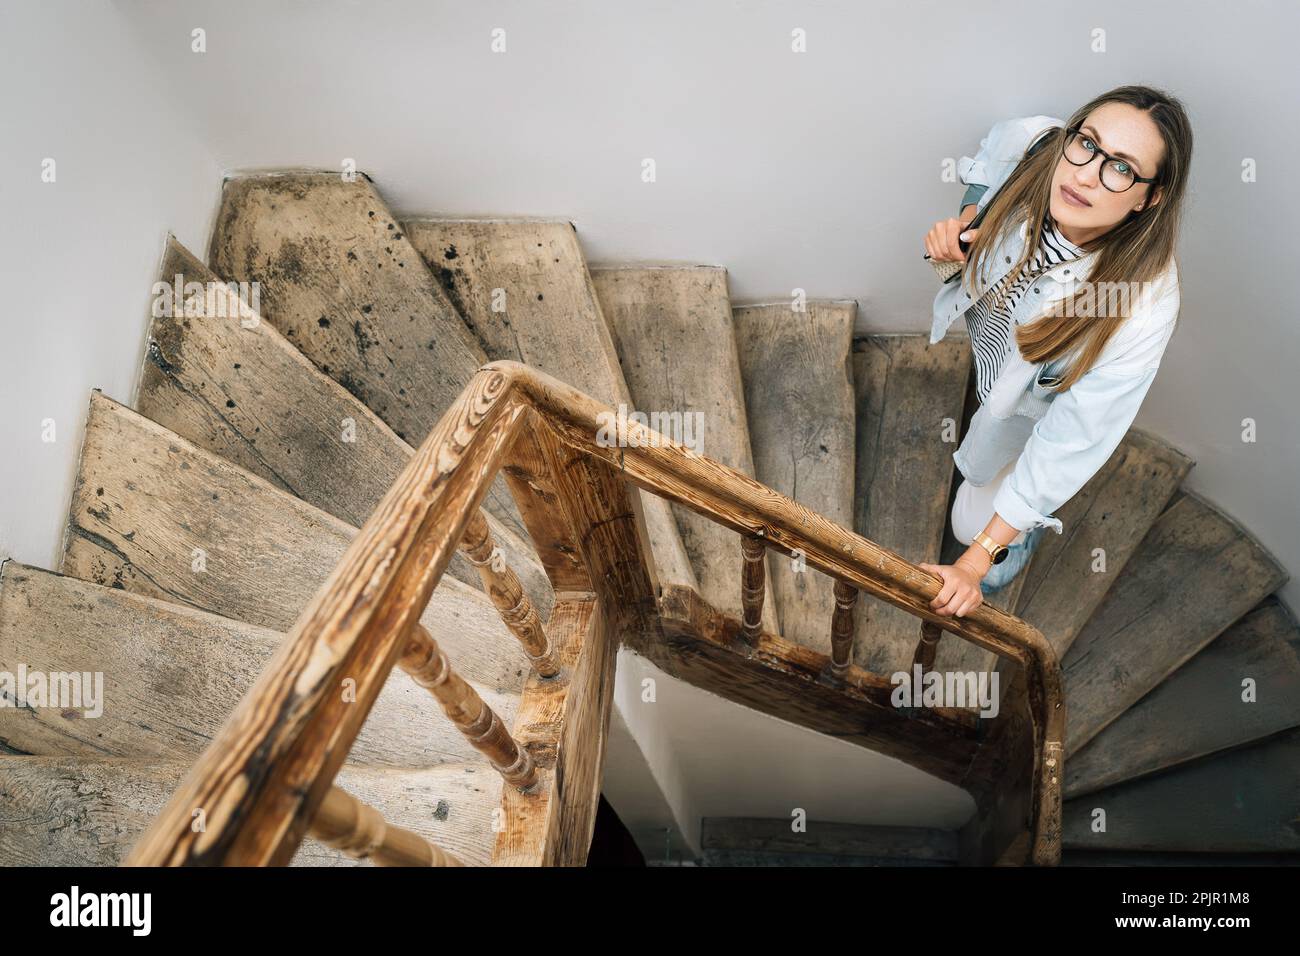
[918,85,1192,618]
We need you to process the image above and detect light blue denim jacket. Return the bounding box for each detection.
[931,115,1180,534]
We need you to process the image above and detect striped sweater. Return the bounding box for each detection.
[957,208,1085,403]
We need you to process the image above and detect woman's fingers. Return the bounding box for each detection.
[947,221,977,262]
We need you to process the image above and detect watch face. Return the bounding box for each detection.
[991,547,1009,565]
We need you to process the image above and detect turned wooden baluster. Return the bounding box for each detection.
[311,787,464,867]
[461,508,560,678]
[829,580,859,675]
[740,534,766,645]
[401,624,538,790]
[915,620,943,673]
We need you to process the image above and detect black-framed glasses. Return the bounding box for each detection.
[1061,127,1159,193]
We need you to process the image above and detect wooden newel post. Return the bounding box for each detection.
[829,580,858,675]
[401,625,538,790]
[460,508,560,677]
[740,534,766,645]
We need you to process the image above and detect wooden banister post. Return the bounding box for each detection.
[459,508,560,677]
[740,534,766,645]
[311,787,464,867]
[915,620,943,672]
[829,580,858,675]
[402,624,538,790]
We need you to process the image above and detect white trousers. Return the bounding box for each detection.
[951,457,1028,547]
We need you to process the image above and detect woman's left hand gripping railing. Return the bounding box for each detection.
[125,368,537,866]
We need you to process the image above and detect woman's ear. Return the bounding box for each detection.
[1137,185,1163,212]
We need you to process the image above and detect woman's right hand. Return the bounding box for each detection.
[925,217,979,263]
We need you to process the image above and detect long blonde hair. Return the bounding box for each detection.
[961,85,1192,390]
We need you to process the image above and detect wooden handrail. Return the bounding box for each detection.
[124,360,1063,867]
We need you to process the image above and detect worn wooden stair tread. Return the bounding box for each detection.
[850,333,970,673]
[208,171,527,541]
[136,236,550,615]
[0,757,502,866]
[60,393,531,694]
[1065,598,1300,798]
[732,300,857,651]
[1061,490,1288,755]
[0,562,522,769]
[590,263,778,633]
[402,217,697,599]
[1061,725,1300,853]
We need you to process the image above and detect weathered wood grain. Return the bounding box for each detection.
[1061,726,1300,852]
[1066,600,1300,798]
[137,236,548,610]
[0,562,520,768]
[851,333,970,673]
[493,598,618,866]
[591,265,778,633]
[0,758,502,866]
[312,785,464,866]
[732,301,857,652]
[62,393,535,693]
[1061,491,1288,755]
[403,218,697,601]
[124,367,530,865]
[642,584,983,787]
[207,172,527,540]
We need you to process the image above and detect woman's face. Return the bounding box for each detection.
[1050,101,1166,247]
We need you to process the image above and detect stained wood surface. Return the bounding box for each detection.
[123,368,531,865]
[494,598,618,865]
[403,218,696,599]
[1061,491,1288,755]
[0,563,519,769]
[851,334,970,673]
[207,172,527,540]
[1061,726,1300,852]
[62,393,533,695]
[496,359,1059,690]
[700,816,960,863]
[732,301,857,652]
[591,265,778,633]
[137,237,548,609]
[646,584,982,787]
[1065,600,1300,798]
[0,758,502,866]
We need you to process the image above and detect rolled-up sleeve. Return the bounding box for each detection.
[993,363,1161,534]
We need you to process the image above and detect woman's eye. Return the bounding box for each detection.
[1114,161,1130,174]
[1083,137,1097,151]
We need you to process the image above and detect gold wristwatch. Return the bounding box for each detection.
[973,531,1009,565]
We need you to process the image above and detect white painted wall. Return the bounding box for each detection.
[115,0,1300,616]
[0,1,222,569]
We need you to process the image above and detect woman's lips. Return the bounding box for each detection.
[1061,184,1092,207]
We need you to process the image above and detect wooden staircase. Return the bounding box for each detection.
[2,170,1295,865]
